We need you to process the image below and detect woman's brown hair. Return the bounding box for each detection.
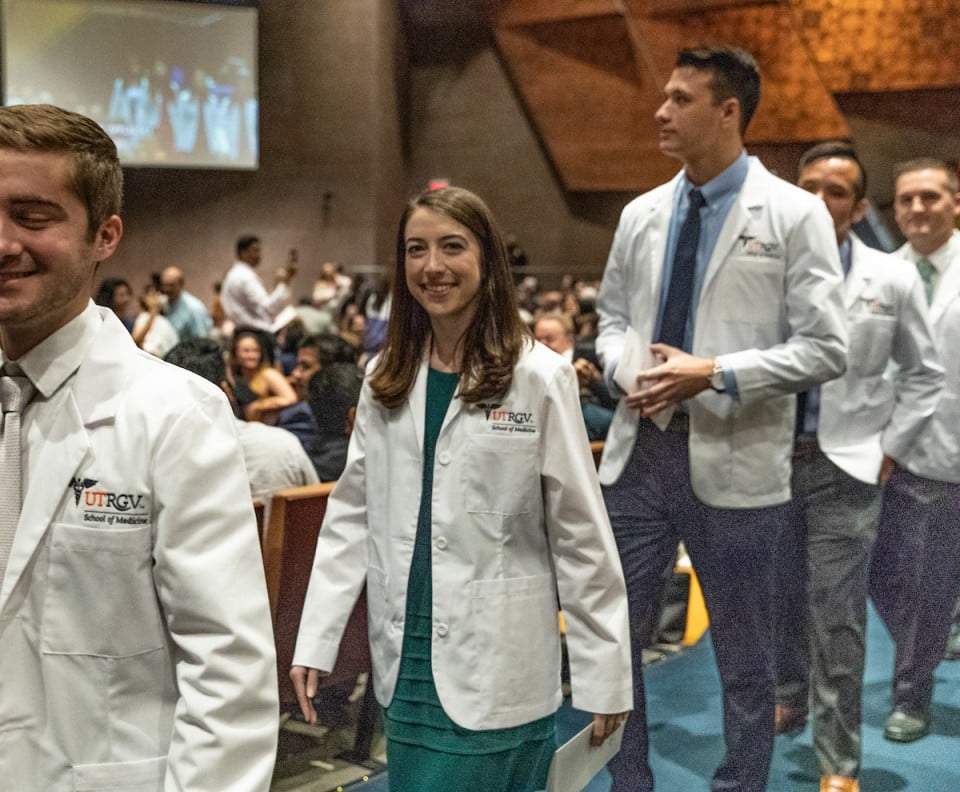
[369,187,529,408]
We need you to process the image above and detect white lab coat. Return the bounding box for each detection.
[818,234,943,483]
[896,231,960,483]
[596,157,848,508]
[293,341,632,730]
[0,306,278,791]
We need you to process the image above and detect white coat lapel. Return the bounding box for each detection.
[845,238,871,310]
[699,161,764,300]
[930,256,960,327]
[0,313,127,608]
[406,355,430,454]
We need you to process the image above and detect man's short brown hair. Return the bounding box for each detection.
[0,104,122,237]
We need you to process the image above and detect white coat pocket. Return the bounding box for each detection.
[71,755,166,791]
[463,435,538,515]
[471,573,560,712]
[42,524,165,657]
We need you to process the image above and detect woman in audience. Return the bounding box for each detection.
[291,186,631,791]
[229,328,297,422]
[94,276,135,332]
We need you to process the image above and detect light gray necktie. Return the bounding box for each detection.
[0,371,34,586]
[917,257,936,305]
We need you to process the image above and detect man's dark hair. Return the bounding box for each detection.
[676,45,761,134]
[798,140,868,201]
[236,235,260,257]
[308,363,363,436]
[165,337,227,386]
[299,332,358,366]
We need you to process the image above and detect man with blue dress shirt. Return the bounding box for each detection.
[160,265,212,339]
[596,45,847,792]
[774,142,942,792]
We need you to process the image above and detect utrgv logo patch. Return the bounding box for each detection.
[738,234,784,259]
[69,476,150,526]
[480,404,537,434]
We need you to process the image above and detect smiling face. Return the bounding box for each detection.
[233,334,263,372]
[894,168,960,256]
[798,156,868,244]
[0,149,121,358]
[403,206,483,338]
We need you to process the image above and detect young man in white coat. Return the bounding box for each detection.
[596,46,848,792]
[869,157,960,744]
[0,104,278,790]
[773,142,943,792]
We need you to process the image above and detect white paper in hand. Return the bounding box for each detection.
[612,327,674,431]
[545,720,625,792]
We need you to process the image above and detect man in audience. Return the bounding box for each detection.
[277,332,358,448]
[774,142,942,792]
[165,338,319,511]
[534,311,617,440]
[160,264,213,339]
[0,103,277,789]
[870,157,960,743]
[596,45,847,792]
[306,362,363,481]
[220,234,295,333]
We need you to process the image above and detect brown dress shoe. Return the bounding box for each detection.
[774,701,807,735]
[820,775,859,792]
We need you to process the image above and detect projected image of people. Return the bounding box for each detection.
[1,0,259,169]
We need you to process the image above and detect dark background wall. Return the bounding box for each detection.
[48,0,960,303]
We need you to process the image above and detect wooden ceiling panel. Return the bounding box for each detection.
[495,21,675,190]
[490,0,958,192]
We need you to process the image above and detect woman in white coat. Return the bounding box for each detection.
[291,187,632,791]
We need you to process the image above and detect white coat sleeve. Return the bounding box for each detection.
[151,387,278,792]
[539,363,633,715]
[292,381,372,672]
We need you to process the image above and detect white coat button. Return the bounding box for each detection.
[435,537,448,550]
[437,451,451,465]
[436,623,449,638]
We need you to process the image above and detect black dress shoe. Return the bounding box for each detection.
[883,709,930,742]
[945,620,960,661]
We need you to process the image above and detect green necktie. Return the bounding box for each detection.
[917,257,936,305]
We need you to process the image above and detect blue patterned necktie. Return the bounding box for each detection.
[658,188,707,350]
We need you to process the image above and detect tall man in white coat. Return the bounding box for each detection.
[596,46,847,792]
[870,158,960,744]
[773,142,942,792]
[0,104,278,790]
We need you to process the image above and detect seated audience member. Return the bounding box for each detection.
[132,285,179,357]
[94,276,135,332]
[312,261,352,311]
[278,333,359,448]
[230,327,297,422]
[160,265,213,339]
[275,317,307,376]
[165,339,318,515]
[534,311,617,441]
[306,362,363,481]
[295,296,337,335]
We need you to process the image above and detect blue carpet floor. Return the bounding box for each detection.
[349,606,960,790]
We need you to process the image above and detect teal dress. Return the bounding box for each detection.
[383,368,556,791]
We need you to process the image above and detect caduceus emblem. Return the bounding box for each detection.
[70,477,98,506]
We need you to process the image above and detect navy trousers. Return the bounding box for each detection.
[870,466,960,716]
[604,419,782,792]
